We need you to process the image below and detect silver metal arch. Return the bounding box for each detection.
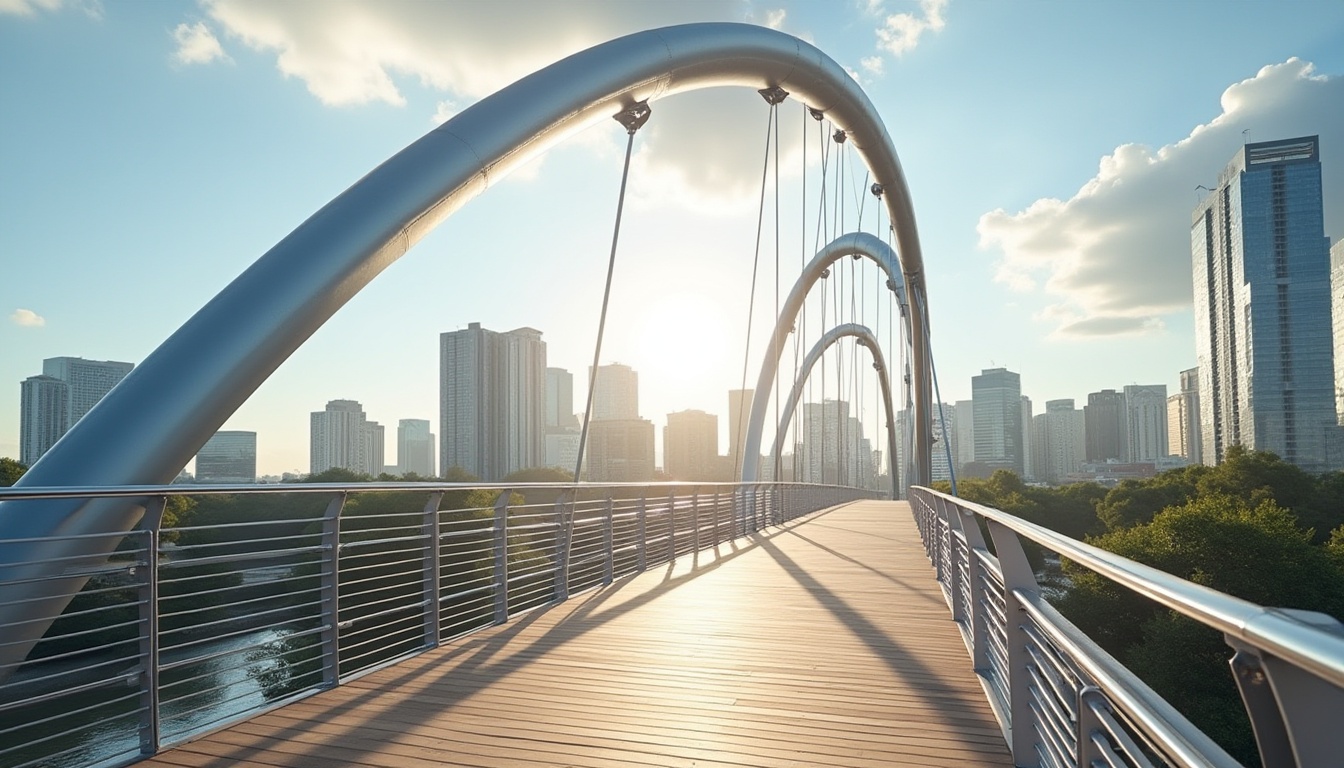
[739,232,907,485]
[0,22,931,674]
[768,323,899,499]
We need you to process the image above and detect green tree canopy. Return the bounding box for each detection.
[0,457,26,486]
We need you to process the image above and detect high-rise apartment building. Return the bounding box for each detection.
[1020,396,1034,481]
[545,367,578,430]
[954,398,975,477]
[801,400,861,485]
[664,409,719,481]
[18,357,134,466]
[196,431,257,483]
[440,323,546,480]
[970,368,1022,476]
[1193,136,1336,471]
[1084,389,1127,462]
[727,389,754,472]
[930,402,956,483]
[585,419,655,482]
[397,419,436,477]
[590,363,639,421]
[311,399,381,476]
[1124,384,1169,462]
[1167,368,1202,463]
[1332,240,1344,426]
[1034,399,1085,485]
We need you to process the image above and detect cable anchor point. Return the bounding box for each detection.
[832,129,847,144]
[808,107,825,121]
[870,182,884,198]
[758,86,789,105]
[614,101,652,134]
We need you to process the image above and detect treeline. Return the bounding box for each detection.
[933,445,1344,765]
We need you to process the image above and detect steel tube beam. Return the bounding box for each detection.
[0,22,928,676]
[766,323,899,498]
[739,232,909,486]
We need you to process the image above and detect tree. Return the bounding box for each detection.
[1058,493,1344,765]
[0,457,26,486]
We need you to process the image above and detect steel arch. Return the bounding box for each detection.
[767,323,898,498]
[0,22,931,675]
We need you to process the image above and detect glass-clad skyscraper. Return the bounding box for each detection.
[1192,136,1336,471]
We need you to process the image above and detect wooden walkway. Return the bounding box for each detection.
[141,500,1010,767]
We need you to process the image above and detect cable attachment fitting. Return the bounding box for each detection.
[614,101,652,135]
[832,129,847,144]
[808,107,825,121]
[821,268,831,279]
[870,182,884,198]
[758,86,789,105]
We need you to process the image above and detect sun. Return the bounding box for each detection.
[633,295,732,389]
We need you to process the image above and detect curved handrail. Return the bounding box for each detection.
[740,232,909,485]
[766,323,898,497]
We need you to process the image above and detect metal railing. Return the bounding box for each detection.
[0,480,874,768]
[910,486,1344,768]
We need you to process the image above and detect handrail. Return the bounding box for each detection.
[910,485,1344,768]
[920,487,1344,688]
[0,480,875,768]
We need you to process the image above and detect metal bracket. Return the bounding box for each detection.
[808,106,825,121]
[758,86,789,105]
[871,182,884,197]
[833,129,847,144]
[614,101,651,134]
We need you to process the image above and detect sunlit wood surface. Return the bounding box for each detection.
[141,500,1010,767]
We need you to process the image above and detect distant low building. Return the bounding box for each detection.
[195,431,257,483]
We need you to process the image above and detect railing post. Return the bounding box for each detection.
[1226,609,1344,768]
[985,518,1043,766]
[692,491,700,553]
[958,506,992,674]
[1077,686,1106,768]
[668,491,677,560]
[493,490,510,624]
[942,498,965,624]
[422,491,443,647]
[136,495,166,757]
[553,491,571,601]
[603,495,614,585]
[636,491,647,572]
[320,492,347,688]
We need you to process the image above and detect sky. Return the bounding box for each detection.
[2,0,1342,477]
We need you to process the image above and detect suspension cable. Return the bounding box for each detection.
[766,88,784,483]
[573,102,650,483]
[733,91,784,480]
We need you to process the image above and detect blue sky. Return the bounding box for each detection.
[2,0,1342,476]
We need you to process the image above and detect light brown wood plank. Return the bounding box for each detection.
[140,501,1010,767]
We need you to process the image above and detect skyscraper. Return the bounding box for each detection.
[1084,389,1127,462]
[19,356,133,466]
[19,376,67,467]
[1020,396,1034,481]
[196,431,257,483]
[664,409,718,481]
[727,389,754,471]
[930,402,956,483]
[1124,384,1169,462]
[397,419,436,477]
[590,363,639,421]
[970,368,1022,477]
[1035,399,1085,485]
[311,399,380,476]
[1332,240,1344,426]
[1168,368,1202,463]
[954,398,975,477]
[545,367,578,430]
[440,323,546,480]
[1193,136,1335,471]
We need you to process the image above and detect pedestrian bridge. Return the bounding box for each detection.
[134,498,1008,768]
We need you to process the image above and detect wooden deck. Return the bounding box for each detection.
[140,500,1010,767]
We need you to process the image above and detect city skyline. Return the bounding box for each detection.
[3,2,1342,475]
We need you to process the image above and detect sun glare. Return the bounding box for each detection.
[634,296,731,389]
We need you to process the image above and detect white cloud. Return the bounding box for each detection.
[173,21,230,65]
[874,0,946,57]
[977,58,1343,339]
[193,0,823,209]
[431,99,457,126]
[860,55,885,77]
[0,0,100,18]
[764,9,786,30]
[10,308,46,327]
